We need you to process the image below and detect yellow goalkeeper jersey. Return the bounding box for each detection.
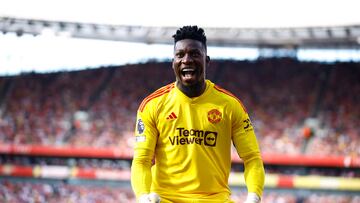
[131,80,264,202]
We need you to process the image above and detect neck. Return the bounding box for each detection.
[177,80,206,98]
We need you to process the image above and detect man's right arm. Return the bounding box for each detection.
[131,148,154,197]
[131,106,159,200]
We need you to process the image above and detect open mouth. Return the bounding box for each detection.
[181,68,196,79]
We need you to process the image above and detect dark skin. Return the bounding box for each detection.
[172,39,210,98]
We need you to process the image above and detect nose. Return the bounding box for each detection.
[182,54,193,64]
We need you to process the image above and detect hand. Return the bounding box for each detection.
[138,193,161,203]
[244,192,261,203]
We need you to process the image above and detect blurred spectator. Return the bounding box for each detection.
[0,181,359,203]
[0,59,359,157]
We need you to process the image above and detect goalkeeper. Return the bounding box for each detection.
[131,25,265,203]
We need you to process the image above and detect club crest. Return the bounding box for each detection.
[207,109,222,124]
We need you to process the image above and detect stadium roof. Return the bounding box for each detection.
[1,0,360,48]
[1,0,360,76]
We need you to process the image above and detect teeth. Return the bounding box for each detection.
[182,68,194,72]
[181,69,195,77]
[181,68,196,77]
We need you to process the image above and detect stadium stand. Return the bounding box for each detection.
[0,181,359,203]
[0,58,359,202]
[0,59,358,156]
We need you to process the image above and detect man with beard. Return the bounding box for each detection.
[131,25,265,203]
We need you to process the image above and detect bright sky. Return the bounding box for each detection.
[1,0,360,28]
[1,0,360,76]
[0,33,261,75]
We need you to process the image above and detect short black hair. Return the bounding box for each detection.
[172,25,207,47]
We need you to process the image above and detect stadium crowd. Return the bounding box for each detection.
[1,181,359,203]
[0,58,358,157]
[0,58,359,202]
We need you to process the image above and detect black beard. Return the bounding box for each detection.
[177,80,206,98]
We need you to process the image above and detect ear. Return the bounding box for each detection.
[206,56,210,64]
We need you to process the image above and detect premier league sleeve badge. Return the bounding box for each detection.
[135,118,146,142]
[137,118,145,134]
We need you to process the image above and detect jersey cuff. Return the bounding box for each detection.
[245,192,261,203]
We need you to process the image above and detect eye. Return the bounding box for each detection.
[192,52,200,57]
[175,52,184,58]
[190,50,201,57]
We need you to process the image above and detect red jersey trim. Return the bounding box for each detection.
[214,85,248,113]
[139,83,175,112]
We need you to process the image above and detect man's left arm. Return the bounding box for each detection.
[232,108,265,201]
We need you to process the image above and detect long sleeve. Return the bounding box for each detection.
[233,129,265,197]
[131,101,159,198]
[231,102,265,197]
[131,148,154,197]
[242,145,265,197]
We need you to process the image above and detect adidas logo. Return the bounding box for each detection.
[166,112,177,120]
